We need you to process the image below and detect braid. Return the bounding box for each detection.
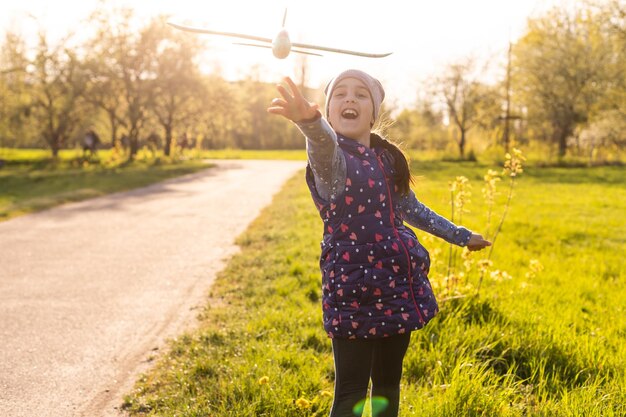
[370,134,414,196]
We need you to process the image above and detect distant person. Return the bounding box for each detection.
[82,130,100,158]
[268,70,491,417]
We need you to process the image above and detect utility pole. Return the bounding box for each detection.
[503,41,512,151]
[296,53,308,91]
[500,41,520,152]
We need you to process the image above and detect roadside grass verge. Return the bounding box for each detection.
[0,148,214,222]
[123,161,626,416]
[198,149,306,160]
[122,171,331,416]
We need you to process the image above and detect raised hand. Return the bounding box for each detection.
[267,76,320,123]
[467,233,492,252]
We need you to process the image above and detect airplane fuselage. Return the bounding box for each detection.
[272,29,291,59]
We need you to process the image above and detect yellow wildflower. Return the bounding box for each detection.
[478,259,493,273]
[258,376,269,385]
[320,390,333,398]
[295,398,311,409]
[482,169,501,204]
[463,259,474,272]
[451,176,471,213]
[490,270,513,281]
[529,259,544,273]
[525,259,544,279]
[503,148,526,177]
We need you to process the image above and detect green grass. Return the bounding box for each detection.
[198,148,307,160]
[0,148,214,221]
[121,159,626,416]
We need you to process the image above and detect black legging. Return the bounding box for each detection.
[330,333,411,417]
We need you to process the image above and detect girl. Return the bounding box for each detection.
[268,70,491,417]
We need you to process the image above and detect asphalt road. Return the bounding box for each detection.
[0,159,304,417]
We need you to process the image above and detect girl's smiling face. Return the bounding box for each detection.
[327,78,374,143]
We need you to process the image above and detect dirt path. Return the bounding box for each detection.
[0,160,304,417]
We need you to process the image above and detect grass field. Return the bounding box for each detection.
[0,148,213,222]
[118,156,626,416]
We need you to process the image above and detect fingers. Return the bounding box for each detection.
[271,98,288,108]
[466,235,492,251]
[266,106,285,115]
[267,95,288,117]
[277,77,309,105]
[276,84,294,103]
[269,76,318,122]
[269,83,295,119]
[468,246,485,252]
[479,236,492,246]
[284,76,304,101]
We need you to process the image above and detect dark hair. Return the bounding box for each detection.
[370,134,413,196]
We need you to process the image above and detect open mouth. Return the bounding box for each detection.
[341,109,359,120]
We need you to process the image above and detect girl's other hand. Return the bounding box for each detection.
[267,76,320,122]
[467,233,492,251]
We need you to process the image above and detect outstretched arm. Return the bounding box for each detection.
[267,77,346,202]
[399,190,491,251]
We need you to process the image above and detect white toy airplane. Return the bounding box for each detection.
[168,9,392,59]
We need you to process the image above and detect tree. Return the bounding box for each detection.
[0,32,33,148]
[27,32,88,157]
[232,72,301,150]
[388,100,449,151]
[200,75,238,149]
[147,16,207,156]
[512,6,614,157]
[566,0,625,162]
[87,7,159,160]
[434,58,496,157]
[592,0,626,143]
[83,33,127,150]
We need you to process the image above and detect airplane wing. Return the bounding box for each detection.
[167,22,272,44]
[291,41,392,58]
[168,22,392,58]
[232,42,323,57]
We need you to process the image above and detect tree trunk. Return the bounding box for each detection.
[47,133,61,159]
[129,138,138,159]
[108,111,119,149]
[459,129,466,158]
[164,125,173,156]
[556,121,572,158]
[558,131,568,157]
[127,121,140,161]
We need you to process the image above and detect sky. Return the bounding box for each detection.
[1,0,580,109]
